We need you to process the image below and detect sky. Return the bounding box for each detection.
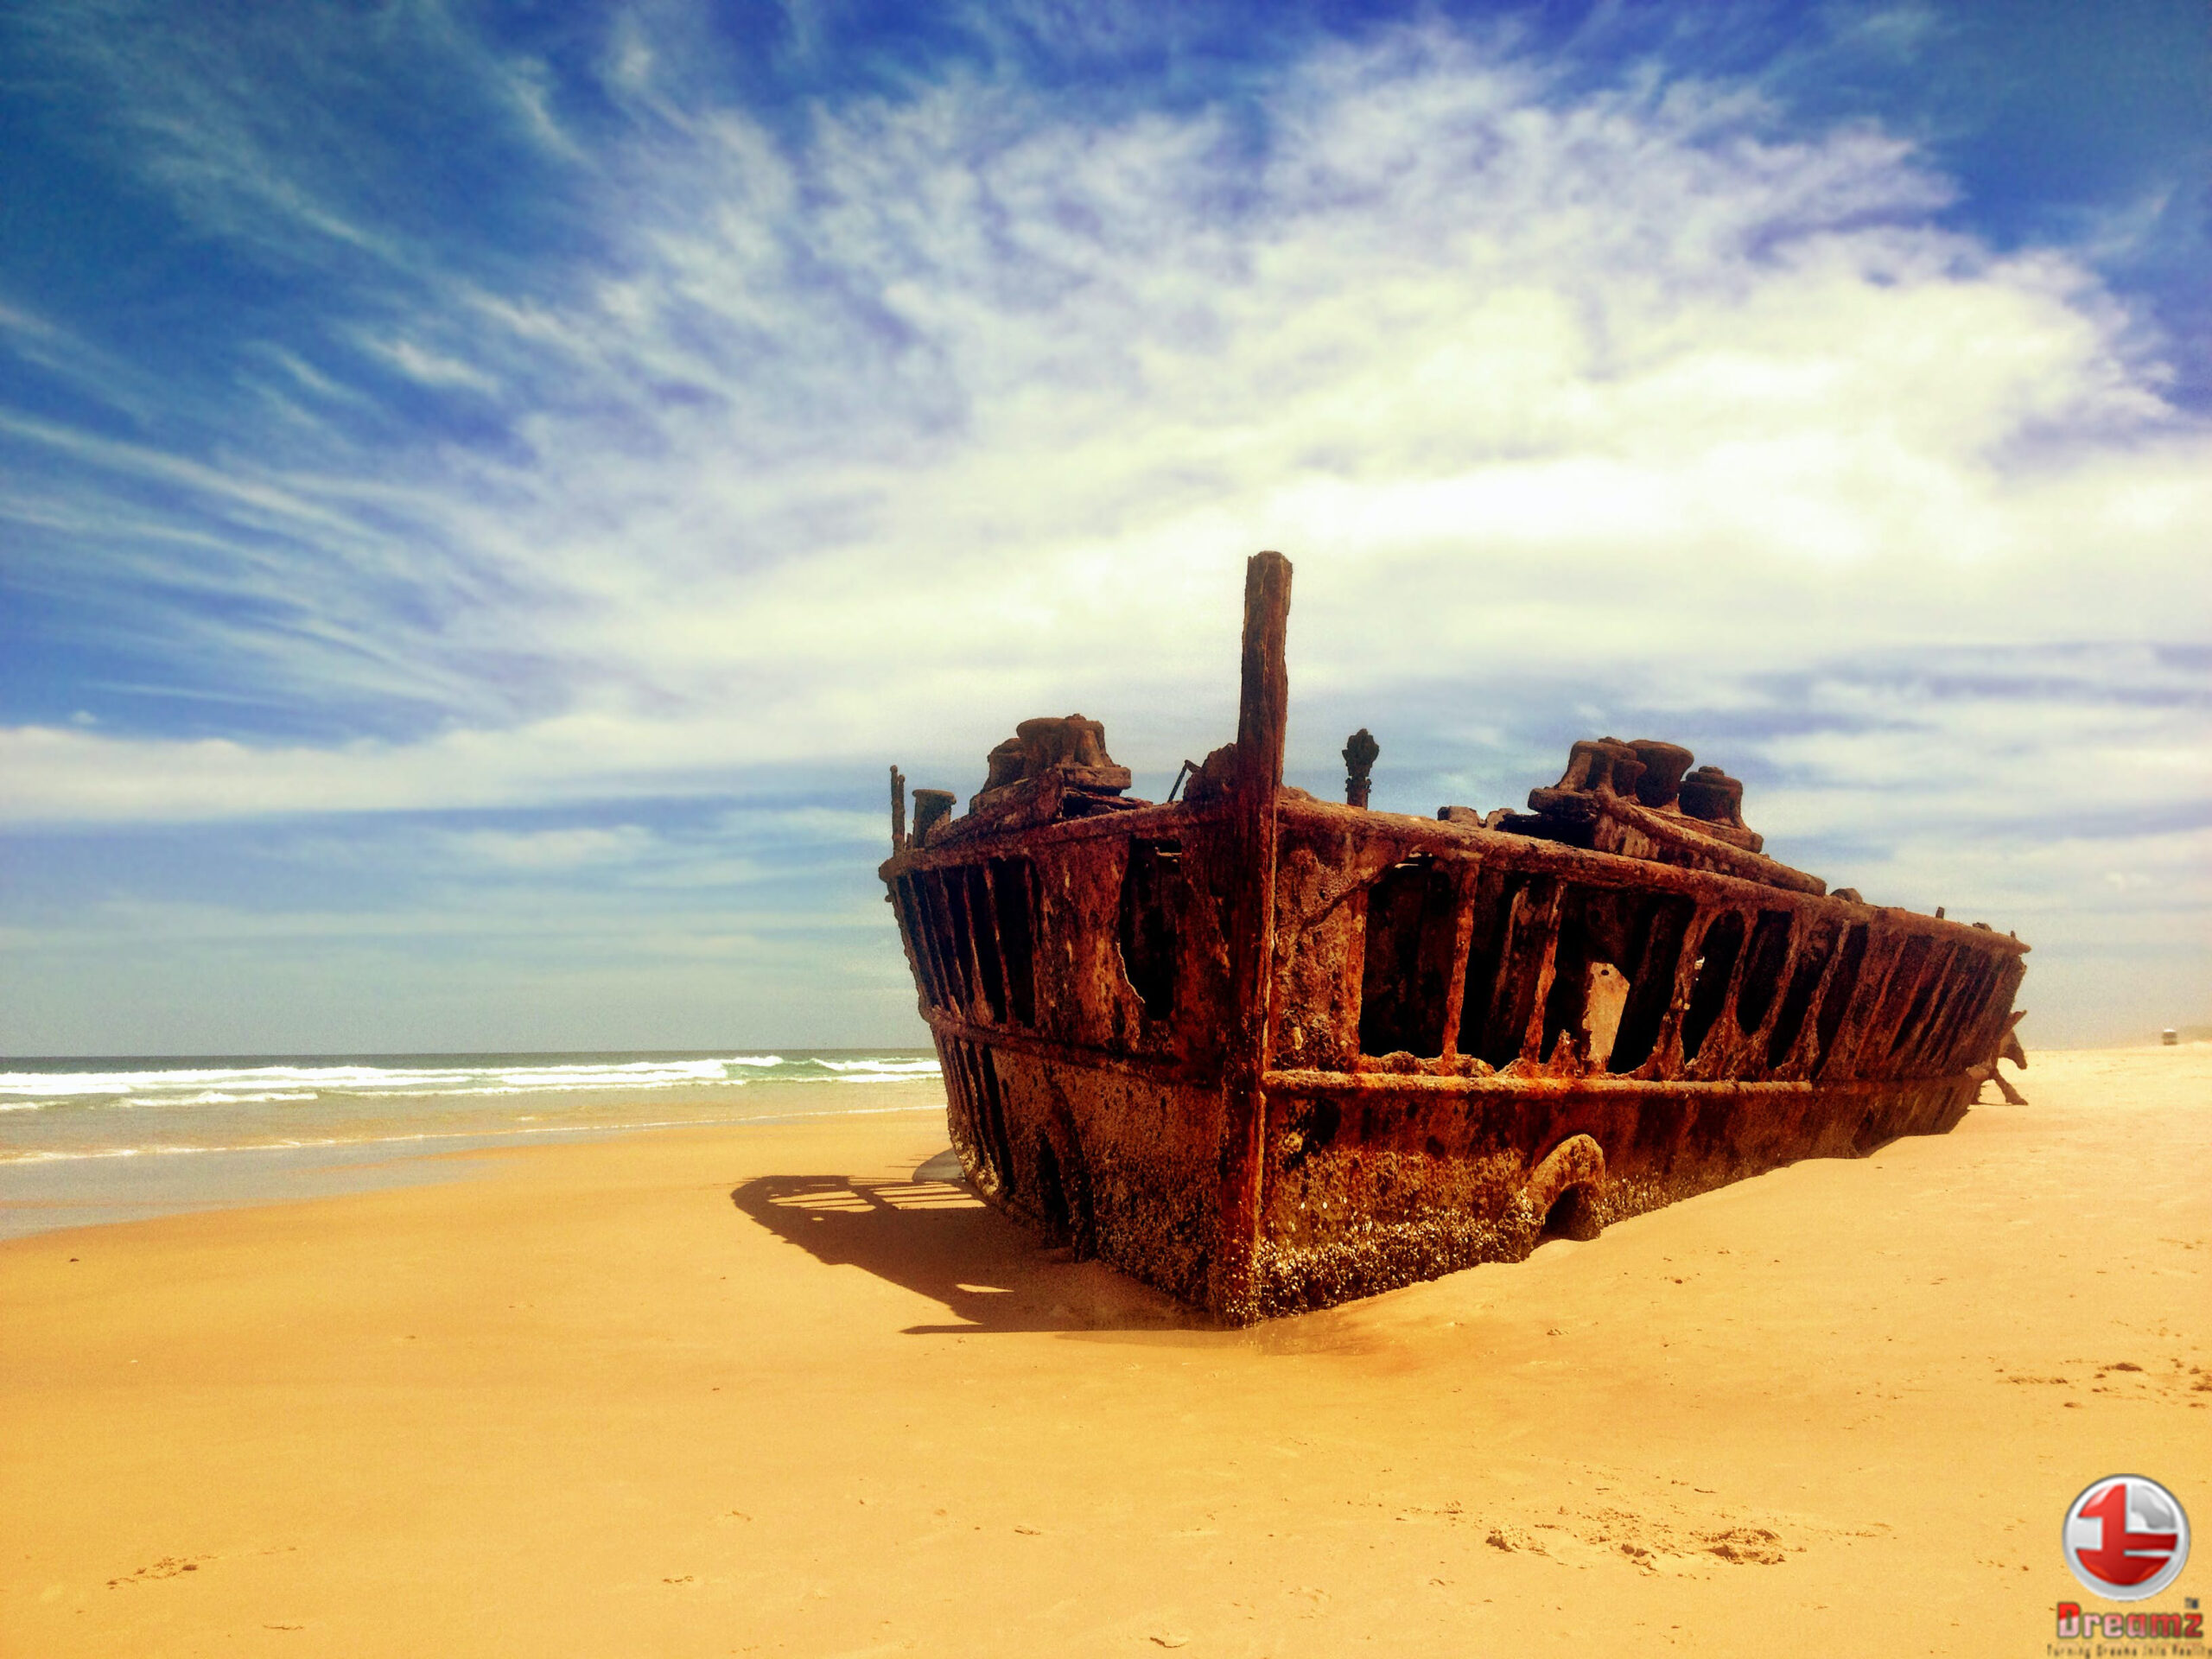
[1,0,2206,1055]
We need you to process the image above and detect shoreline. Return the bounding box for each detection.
[3,1050,2203,1656]
[0,1079,948,1240]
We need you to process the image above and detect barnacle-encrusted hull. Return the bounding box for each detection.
[880,555,2027,1324]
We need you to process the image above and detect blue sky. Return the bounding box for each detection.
[2,0,2206,1053]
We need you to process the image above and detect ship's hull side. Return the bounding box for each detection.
[935,1032,1224,1306]
[884,794,2025,1323]
[1251,1071,1975,1318]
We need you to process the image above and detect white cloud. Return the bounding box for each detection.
[363,335,503,393]
[723,806,894,846]
[443,824,656,868]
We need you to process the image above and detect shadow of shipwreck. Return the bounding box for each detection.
[730,1158,1205,1337]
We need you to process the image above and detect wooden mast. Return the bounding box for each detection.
[1209,549,1292,1321]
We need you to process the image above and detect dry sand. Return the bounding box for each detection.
[3,1047,2205,1657]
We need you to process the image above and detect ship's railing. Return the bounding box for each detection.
[1294,804,2025,1088]
[887,855,1040,1031]
[885,795,2023,1092]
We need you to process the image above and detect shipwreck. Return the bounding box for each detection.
[880,552,2029,1324]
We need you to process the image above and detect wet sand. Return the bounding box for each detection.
[3,1048,2204,1656]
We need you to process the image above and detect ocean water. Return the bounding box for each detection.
[0,1049,944,1240]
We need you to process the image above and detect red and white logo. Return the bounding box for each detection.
[2063,1475,2190,1601]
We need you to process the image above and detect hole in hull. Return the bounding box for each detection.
[1031,1133,1091,1255]
[988,857,1038,1027]
[1811,924,1869,1077]
[1885,937,1944,1058]
[1734,909,1795,1034]
[1116,840,1181,1020]
[941,868,993,1021]
[1459,874,1559,1068]
[964,864,1007,1022]
[1541,1184,1601,1242]
[1035,1141,1070,1237]
[969,1043,1015,1198]
[1766,924,1834,1068]
[1609,894,1694,1074]
[1680,911,1746,1063]
[1359,854,1459,1058]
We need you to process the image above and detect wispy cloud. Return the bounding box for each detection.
[443,824,658,870]
[8,22,2202,765]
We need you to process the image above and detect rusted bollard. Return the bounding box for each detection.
[910,789,956,846]
[1343,728,1378,809]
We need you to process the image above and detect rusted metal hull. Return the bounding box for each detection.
[881,554,2027,1324]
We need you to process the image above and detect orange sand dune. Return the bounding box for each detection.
[3,1046,2205,1656]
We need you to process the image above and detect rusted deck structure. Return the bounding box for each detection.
[880,552,2029,1324]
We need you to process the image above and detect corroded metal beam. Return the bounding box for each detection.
[1212,550,1294,1320]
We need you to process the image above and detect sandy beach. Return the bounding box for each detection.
[3,1046,2204,1657]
